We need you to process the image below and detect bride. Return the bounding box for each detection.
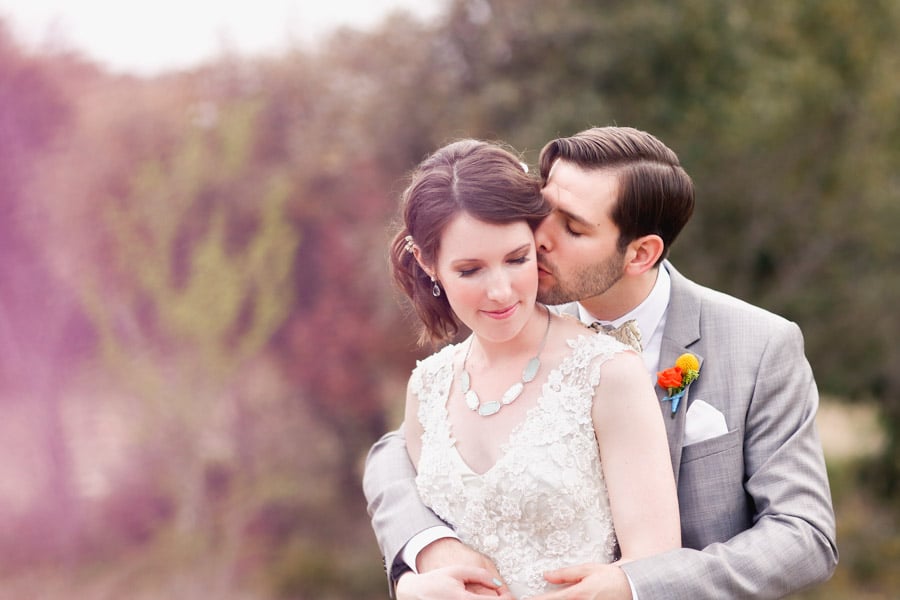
[387,139,679,599]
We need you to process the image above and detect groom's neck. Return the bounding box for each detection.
[579,267,659,322]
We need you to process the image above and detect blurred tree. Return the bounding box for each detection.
[32,71,302,535]
[0,24,88,559]
[249,52,422,497]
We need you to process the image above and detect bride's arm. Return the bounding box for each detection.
[593,350,681,560]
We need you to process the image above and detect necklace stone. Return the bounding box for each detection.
[460,306,551,417]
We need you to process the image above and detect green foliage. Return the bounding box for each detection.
[87,100,297,372]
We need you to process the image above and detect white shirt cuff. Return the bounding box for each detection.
[401,526,460,573]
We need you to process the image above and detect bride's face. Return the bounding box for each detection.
[431,212,538,344]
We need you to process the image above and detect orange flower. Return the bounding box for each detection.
[657,366,684,391]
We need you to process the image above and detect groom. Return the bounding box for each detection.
[364,126,837,599]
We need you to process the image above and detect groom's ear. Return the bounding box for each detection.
[624,234,664,275]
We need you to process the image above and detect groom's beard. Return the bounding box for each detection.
[537,249,626,306]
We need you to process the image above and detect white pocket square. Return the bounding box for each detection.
[684,399,728,446]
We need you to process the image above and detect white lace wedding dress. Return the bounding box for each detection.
[414,334,626,599]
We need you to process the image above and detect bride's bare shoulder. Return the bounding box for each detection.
[551,312,593,336]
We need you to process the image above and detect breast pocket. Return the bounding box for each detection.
[681,428,741,463]
[677,428,748,549]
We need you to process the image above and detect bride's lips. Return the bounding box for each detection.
[482,303,519,320]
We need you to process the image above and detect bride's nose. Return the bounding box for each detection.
[485,270,513,302]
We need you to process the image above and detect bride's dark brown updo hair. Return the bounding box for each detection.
[390,139,550,345]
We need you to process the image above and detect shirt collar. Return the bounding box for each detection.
[576,265,671,339]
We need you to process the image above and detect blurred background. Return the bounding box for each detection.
[0,0,898,598]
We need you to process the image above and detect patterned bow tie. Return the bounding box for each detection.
[589,319,643,352]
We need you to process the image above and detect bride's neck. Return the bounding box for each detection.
[469,305,549,367]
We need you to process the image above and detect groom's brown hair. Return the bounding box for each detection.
[539,126,694,264]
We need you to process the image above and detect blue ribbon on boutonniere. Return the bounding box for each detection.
[657,353,701,414]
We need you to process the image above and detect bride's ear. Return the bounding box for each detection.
[412,246,436,280]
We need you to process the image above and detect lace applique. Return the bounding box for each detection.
[414,334,628,599]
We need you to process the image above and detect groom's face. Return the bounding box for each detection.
[534,161,627,306]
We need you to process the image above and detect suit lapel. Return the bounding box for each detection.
[658,263,703,485]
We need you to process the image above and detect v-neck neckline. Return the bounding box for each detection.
[438,335,589,477]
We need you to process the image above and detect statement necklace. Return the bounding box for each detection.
[460,306,552,417]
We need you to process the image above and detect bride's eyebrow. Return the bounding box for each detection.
[505,244,532,258]
[448,243,532,266]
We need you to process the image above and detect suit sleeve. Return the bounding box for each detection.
[363,427,451,581]
[621,322,838,599]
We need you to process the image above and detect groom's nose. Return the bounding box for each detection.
[533,218,553,252]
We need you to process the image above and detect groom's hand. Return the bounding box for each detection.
[534,562,632,599]
[417,538,512,598]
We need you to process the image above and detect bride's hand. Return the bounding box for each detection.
[396,566,512,599]
[417,538,511,597]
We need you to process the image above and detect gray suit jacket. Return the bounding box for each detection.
[363,263,838,599]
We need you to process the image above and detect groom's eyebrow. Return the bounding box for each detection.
[544,182,597,228]
[556,206,594,229]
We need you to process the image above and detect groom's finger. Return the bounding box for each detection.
[542,562,594,583]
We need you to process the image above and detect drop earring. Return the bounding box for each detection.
[431,277,441,297]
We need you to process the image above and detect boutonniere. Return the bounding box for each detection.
[657,353,700,414]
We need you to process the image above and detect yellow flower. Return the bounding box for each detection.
[675,353,700,372]
[674,353,700,388]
